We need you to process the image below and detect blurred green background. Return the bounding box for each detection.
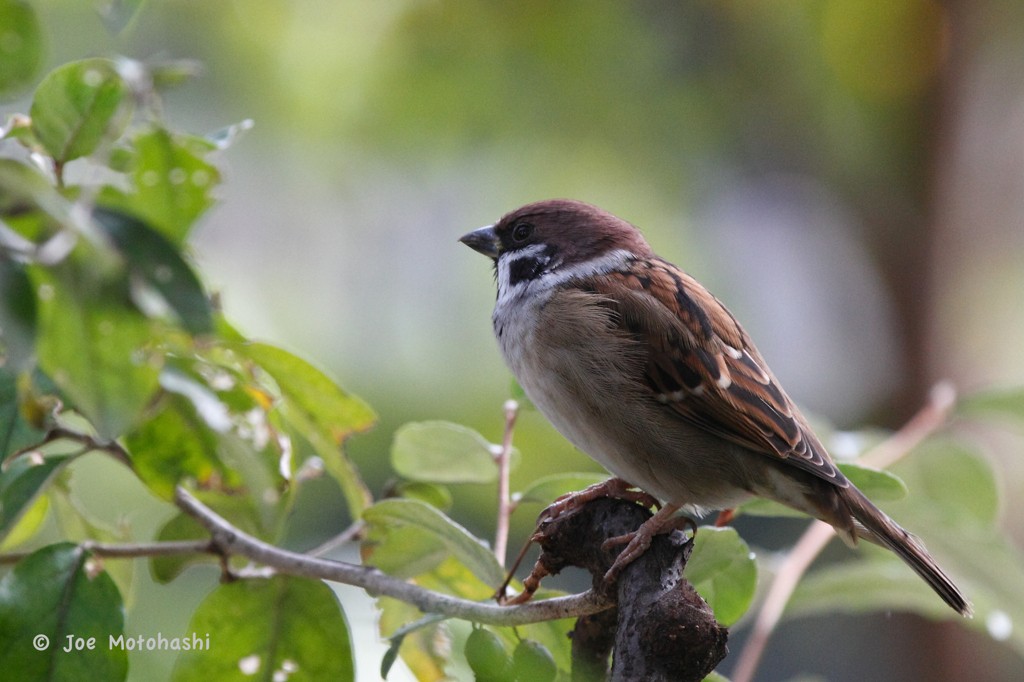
[5,0,1024,680]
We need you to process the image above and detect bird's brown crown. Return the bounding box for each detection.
[494,199,654,263]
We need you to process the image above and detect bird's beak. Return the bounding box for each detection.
[459,224,500,259]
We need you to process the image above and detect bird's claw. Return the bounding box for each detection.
[601,505,694,585]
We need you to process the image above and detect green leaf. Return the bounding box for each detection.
[0,542,127,682]
[170,576,354,682]
[239,343,376,440]
[684,526,757,626]
[0,366,45,459]
[380,613,447,679]
[106,145,134,173]
[0,450,77,544]
[787,554,952,622]
[0,158,76,231]
[0,256,37,371]
[1,114,39,150]
[212,313,246,343]
[392,480,453,512]
[416,554,496,600]
[887,438,998,526]
[0,0,43,99]
[92,207,213,334]
[363,497,505,588]
[380,638,402,679]
[391,420,514,484]
[958,388,1024,426]
[837,462,907,501]
[150,512,216,584]
[376,596,448,681]
[30,59,133,163]
[363,524,448,580]
[124,394,240,501]
[0,492,48,549]
[31,265,162,438]
[514,472,608,507]
[233,342,375,520]
[789,534,1024,659]
[159,353,257,419]
[881,440,1024,628]
[46,486,135,608]
[100,127,220,243]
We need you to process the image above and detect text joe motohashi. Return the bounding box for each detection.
[107,633,210,651]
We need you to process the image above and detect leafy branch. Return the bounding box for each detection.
[0,410,616,629]
[174,486,613,627]
[0,417,613,628]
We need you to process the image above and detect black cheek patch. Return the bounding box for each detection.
[506,245,557,287]
[507,256,548,287]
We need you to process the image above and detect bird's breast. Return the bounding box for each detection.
[493,287,753,509]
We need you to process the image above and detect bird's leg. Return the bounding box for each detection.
[714,508,736,527]
[498,479,661,606]
[601,503,695,584]
[501,554,552,606]
[537,477,660,526]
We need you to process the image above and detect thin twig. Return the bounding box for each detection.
[3,425,134,472]
[494,399,519,566]
[730,381,957,682]
[174,486,613,626]
[0,539,213,565]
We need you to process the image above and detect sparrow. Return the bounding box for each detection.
[460,199,970,616]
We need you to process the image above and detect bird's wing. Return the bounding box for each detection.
[587,257,848,487]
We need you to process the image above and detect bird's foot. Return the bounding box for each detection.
[497,480,661,605]
[537,477,659,527]
[601,503,695,584]
[500,555,550,606]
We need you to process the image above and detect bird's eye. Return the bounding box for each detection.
[512,222,533,243]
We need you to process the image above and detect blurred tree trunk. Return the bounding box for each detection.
[912,0,1024,680]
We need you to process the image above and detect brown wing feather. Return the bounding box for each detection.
[588,257,848,487]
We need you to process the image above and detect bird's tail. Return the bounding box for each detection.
[840,486,972,617]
